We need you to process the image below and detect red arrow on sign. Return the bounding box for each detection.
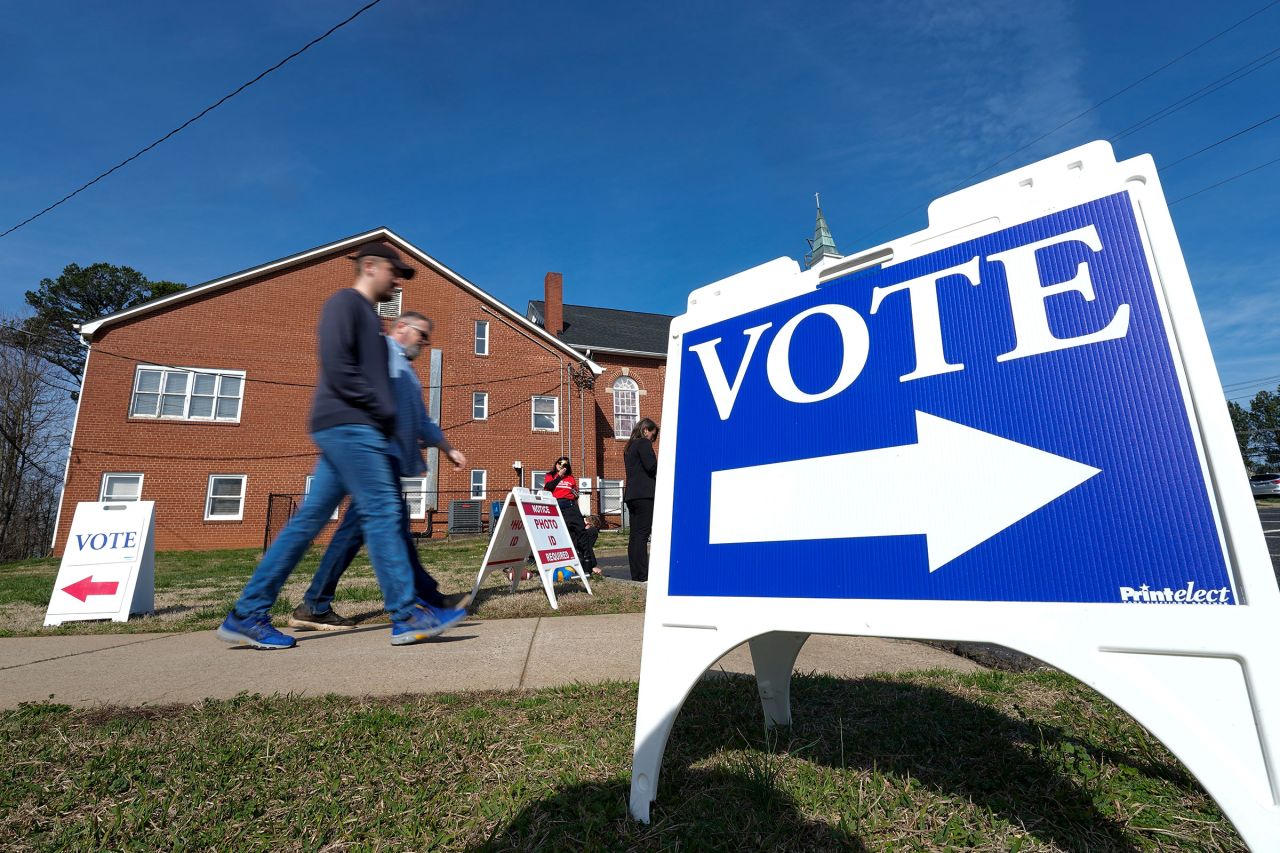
[61,576,119,602]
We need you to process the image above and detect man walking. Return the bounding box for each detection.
[290,312,468,629]
[217,244,466,649]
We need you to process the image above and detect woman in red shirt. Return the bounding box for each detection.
[543,457,597,576]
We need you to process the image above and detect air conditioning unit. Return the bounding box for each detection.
[447,499,483,534]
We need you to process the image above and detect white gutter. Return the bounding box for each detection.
[76,228,603,375]
[569,344,667,359]
[49,343,91,551]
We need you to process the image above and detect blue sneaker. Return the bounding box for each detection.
[390,603,467,646]
[216,612,296,650]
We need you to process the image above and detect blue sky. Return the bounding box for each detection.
[1,0,1277,401]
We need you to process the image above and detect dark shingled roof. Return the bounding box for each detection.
[527,301,673,357]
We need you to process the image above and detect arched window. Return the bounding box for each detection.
[613,376,639,436]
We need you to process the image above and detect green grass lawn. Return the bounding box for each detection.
[0,670,1242,851]
[0,532,643,637]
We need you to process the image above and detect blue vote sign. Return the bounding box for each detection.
[669,191,1234,604]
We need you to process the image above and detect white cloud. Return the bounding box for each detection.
[789,0,1098,193]
[888,0,1097,177]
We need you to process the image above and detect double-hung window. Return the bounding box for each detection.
[474,320,489,355]
[472,392,488,420]
[205,475,247,521]
[470,469,487,499]
[130,366,244,422]
[531,395,558,431]
[100,473,143,502]
[401,478,428,519]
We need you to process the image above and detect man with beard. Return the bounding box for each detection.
[290,311,470,628]
[217,244,467,649]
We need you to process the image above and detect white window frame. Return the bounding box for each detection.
[532,470,548,492]
[305,475,341,520]
[612,376,640,438]
[532,395,559,432]
[472,391,489,421]
[401,477,428,520]
[470,469,487,499]
[474,320,489,356]
[600,478,624,515]
[100,472,143,502]
[376,288,403,319]
[204,474,247,521]
[130,366,245,423]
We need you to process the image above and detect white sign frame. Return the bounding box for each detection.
[628,142,1280,848]
[45,501,156,626]
[469,488,592,610]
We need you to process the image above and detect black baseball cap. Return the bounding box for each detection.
[349,242,416,279]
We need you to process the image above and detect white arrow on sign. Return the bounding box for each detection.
[709,410,1101,571]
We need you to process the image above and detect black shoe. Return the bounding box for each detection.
[288,605,356,631]
[439,591,474,611]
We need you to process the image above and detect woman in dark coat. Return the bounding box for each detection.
[623,418,659,582]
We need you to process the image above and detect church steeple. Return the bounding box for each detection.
[804,193,842,269]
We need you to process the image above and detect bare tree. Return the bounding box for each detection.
[0,316,73,560]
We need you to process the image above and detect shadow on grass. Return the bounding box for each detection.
[487,674,1160,851]
[474,773,868,852]
[150,603,207,617]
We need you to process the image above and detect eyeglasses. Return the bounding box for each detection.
[404,325,430,340]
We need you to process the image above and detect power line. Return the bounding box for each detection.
[3,324,565,389]
[1163,111,1280,171]
[1170,153,1280,204]
[1223,373,1280,391]
[1228,388,1279,403]
[0,0,388,239]
[71,382,567,462]
[852,0,1280,246]
[1108,46,1280,144]
[71,446,319,462]
[0,420,63,482]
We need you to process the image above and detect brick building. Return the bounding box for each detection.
[52,228,671,553]
[526,283,669,519]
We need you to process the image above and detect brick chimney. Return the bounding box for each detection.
[544,272,564,337]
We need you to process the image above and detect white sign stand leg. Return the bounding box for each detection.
[629,610,1280,846]
[748,631,810,727]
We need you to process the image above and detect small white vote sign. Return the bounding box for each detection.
[45,501,155,626]
[469,488,591,610]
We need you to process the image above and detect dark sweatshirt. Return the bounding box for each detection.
[308,288,396,436]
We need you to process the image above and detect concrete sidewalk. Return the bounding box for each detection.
[0,613,980,709]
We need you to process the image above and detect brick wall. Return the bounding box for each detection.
[53,239,660,554]
[586,354,666,523]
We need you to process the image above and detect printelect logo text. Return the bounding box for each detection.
[1119,582,1232,604]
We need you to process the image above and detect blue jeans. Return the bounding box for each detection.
[232,424,418,622]
[303,462,441,614]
